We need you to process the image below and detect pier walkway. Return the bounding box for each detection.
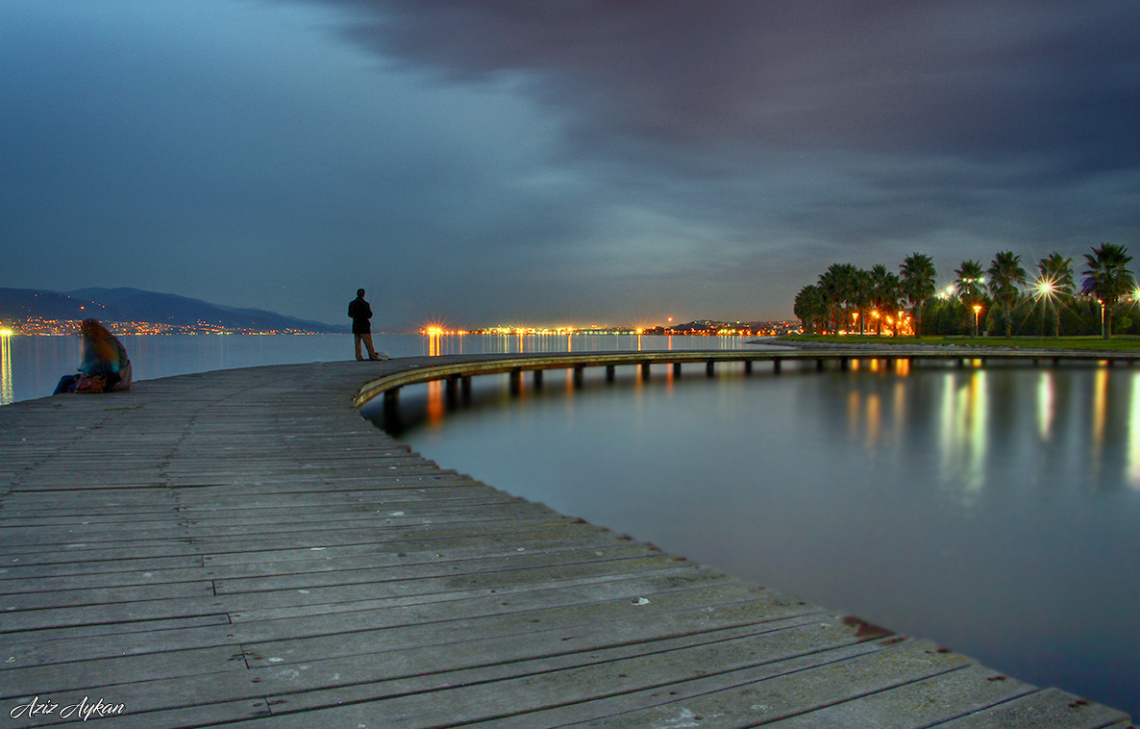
[0,353,1134,728]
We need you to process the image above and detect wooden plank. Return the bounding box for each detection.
[482,639,976,729]
[238,584,810,671]
[4,616,829,722]
[932,688,1134,729]
[0,543,656,593]
[261,617,874,715]
[3,573,752,667]
[758,665,1038,728]
[0,501,555,544]
[2,551,693,615]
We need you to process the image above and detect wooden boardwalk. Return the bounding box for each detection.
[0,354,1133,728]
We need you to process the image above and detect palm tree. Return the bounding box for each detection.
[1083,243,1135,338]
[793,284,827,334]
[851,268,874,334]
[868,264,902,335]
[818,263,859,334]
[987,251,1027,338]
[1035,253,1074,337]
[899,253,936,337]
[955,259,987,336]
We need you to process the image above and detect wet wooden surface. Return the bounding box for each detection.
[1,356,1133,727]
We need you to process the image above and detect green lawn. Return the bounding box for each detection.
[779,334,1140,352]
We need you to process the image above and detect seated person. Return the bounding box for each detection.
[54,319,133,394]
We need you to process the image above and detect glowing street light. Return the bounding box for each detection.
[972,303,982,336]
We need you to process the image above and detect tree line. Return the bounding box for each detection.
[794,243,1137,339]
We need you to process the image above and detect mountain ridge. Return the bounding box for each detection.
[0,286,343,333]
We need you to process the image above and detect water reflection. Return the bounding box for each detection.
[1092,367,1108,465]
[942,370,988,501]
[1037,370,1054,440]
[408,362,1140,498]
[399,363,1140,715]
[426,380,445,427]
[1130,382,1140,490]
[1,332,13,406]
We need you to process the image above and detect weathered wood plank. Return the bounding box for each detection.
[756,665,1040,729]
[3,574,755,668]
[483,639,974,729]
[0,543,656,594]
[931,688,1135,729]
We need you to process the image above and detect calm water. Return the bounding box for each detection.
[0,332,741,405]
[4,334,1137,714]
[394,360,1140,716]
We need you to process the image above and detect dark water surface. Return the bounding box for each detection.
[394,359,1140,716]
[0,332,748,405]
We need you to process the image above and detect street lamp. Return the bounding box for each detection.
[972,304,982,336]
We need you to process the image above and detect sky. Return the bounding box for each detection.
[2,1,1138,330]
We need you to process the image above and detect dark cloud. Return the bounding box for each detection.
[2,1,1138,327]
[335,1,1140,167]
[315,0,1140,290]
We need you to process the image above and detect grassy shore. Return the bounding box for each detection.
[780,334,1140,352]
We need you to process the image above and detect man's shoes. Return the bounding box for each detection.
[369,353,388,361]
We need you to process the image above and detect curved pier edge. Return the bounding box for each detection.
[353,346,1140,411]
[0,356,1132,728]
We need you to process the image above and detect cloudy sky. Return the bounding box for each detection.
[2,1,1138,329]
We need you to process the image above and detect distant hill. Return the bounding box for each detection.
[0,286,343,333]
[0,288,99,322]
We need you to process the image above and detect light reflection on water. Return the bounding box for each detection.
[0,334,13,405]
[396,361,1140,716]
[0,332,753,405]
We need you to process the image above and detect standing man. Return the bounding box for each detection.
[348,288,385,361]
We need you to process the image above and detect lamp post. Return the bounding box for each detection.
[972,304,982,337]
[1098,299,1106,339]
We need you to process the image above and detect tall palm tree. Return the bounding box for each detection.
[868,264,902,335]
[899,253,936,337]
[987,251,1027,338]
[851,268,874,334]
[1083,242,1135,338]
[1035,253,1075,337]
[955,259,987,336]
[793,284,827,334]
[818,263,859,334]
